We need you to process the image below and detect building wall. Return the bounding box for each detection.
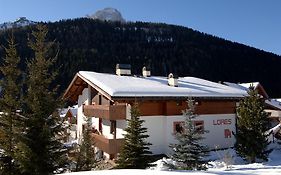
[92,117,99,131]
[77,90,237,156]
[91,90,110,105]
[102,119,113,139]
[68,124,77,141]
[141,114,236,155]
[116,120,127,139]
[140,116,166,154]
[77,88,91,140]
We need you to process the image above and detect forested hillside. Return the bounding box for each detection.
[0,18,280,97]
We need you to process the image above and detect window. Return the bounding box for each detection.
[193,120,204,133]
[98,95,102,105]
[173,120,204,134]
[82,124,85,133]
[99,118,102,133]
[224,129,231,138]
[110,120,116,134]
[173,121,184,133]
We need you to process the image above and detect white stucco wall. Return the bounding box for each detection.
[102,119,113,139]
[77,88,91,141]
[77,93,236,156]
[101,119,127,139]
[198,114,236,149]
[116,120,126,139]
[141,114,236,155]
[91,117,99,131]
[141,116,166,154]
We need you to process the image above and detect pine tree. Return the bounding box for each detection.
[21,25,67,174]
[0,34,24,175]
[235,87,271,163]
[116,103,152,169]
[75,118,96,171]
[169,98,209,170]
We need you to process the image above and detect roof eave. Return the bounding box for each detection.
[63,72,113,103]
[112,95,244,101]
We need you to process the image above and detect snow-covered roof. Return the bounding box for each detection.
[267,123,281,142]
[224,82,259,91]
[224,81,268,99]
[270,123,281,135]
[266,99,281,110]
[59,105,78,118]
[73,71,247,99]
[239,82,260,89]
[223,82,248,92]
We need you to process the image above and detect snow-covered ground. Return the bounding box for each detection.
[61,143,281,175]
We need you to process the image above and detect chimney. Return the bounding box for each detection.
[168,73,178,87]
[116,64,131,76]
[142,66,151,77]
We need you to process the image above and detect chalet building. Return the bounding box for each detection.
[60,106,78,143]
[65,106,78,142]
[63,65,247,159]
[224,82,281,127]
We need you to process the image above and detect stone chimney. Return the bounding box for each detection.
[142,66,151,77]
[168,73,178,87]
[116,64,131,76]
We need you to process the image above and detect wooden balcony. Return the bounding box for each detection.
[83,104,127,120]
[92,133,124,154]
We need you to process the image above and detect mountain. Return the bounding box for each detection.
[0,17,36,30]
[0,18,281,97]
[87,8,125,23]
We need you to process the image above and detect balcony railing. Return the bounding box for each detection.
[92,133,124,154]
[83,104,127,120]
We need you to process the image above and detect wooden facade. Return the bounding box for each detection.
[138,100,236,116]
[83,100,236,119]
[92,133,124,156]
[83,104,127,120]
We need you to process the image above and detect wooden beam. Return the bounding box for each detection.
[77,72,113,102]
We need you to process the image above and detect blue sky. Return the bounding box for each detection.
[0,0,280,55]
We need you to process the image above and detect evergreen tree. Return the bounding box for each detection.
[169,98,209,170]
[116,103,152,169]
[0,35,24,175]
[235,87,271,163]
[75,118,96,171]
[21,25,67,174]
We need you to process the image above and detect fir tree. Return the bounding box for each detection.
[0,34,24,175]
[169,98,209,170]
[75,118,96,171]
[21,25,67,174]
[116,103,152,169]
[235,87,271,163]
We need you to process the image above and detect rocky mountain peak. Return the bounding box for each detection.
[87,8,125,23]
[0,17,36,30]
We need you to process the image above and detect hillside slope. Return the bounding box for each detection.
[0,18,280,97]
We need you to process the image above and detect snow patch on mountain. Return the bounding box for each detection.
[0,17,36,30]
[87,8,125,23]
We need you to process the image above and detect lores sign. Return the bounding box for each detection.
[213,119,232,138]
[213,119,232,125]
